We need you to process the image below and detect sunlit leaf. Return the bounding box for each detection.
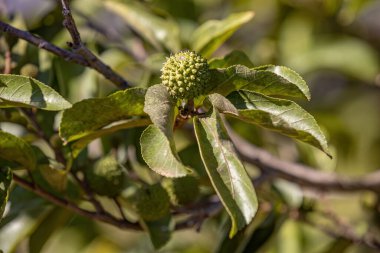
[227,90,330,156]
[104,0,180,52]
[0,131,37,170]
[191,12,254,57]
[210,65,310,100]
[0,168,12,221]
[59,88,146,143]
[0,74,71,111]
[194,106,258,237]
[140,125,191,177]
[39,164,68,193]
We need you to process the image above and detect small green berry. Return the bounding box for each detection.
[161,51,211,100]
[133,183,170,221]
[85,155,126,197]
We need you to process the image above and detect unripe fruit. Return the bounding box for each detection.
[161,51,211,100]
[133,183,170,221]
[162,176,200,206]
[85,155,125,197]
[20,64,39,78]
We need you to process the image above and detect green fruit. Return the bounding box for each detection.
[133,183,170,221]
[85,155,125,197]
[162,176,200,206]
[160,51,211,100]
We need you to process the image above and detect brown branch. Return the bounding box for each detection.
[60,0,129,89]
[0,20,129,89]
[0,20,87,65]
[297,210,380,250]
[12,173,141,230]
[230,131,380,193]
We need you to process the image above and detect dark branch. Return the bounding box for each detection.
[0,20,87,65]
[13,173,141,230]
[59,0,130,89]
[230,131,380,193]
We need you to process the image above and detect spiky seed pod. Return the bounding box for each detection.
[133,183,170,221]
[162,176,200,206]
[85,155,126,197]
[161,51,211,100]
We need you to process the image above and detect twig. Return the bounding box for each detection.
[71,171,105,214]
[230,131,380,193]
[0,20,129,89]
[12,173,141,230]
[0,20,87,65]
[114,197,128,221]
[3,47,12,74]
[298,210,380,250]
[60,0,129,89]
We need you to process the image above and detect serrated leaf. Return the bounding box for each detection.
[142,215,173,250]
[59,88,146,143]
[0,168,12,221]
[191,12,254,57]
[104,0,180,52]
[209,50,254,69]
[0,74,71,111]
[210,65,310,100]
[227,90,330,156]
[143,84,175,138]
[70,118,151,158]
[140,125,190,177]
[141,84,190,177]
[194,106,258,237]
[0,131,36,170]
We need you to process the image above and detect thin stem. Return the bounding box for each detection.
[13,173,141,230]
[0,20,129,89]
[59,0,129,89]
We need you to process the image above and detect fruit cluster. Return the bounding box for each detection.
[161,51,210,100]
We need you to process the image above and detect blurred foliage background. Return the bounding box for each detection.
[1,0,380,252]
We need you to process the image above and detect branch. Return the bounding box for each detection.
[12,173,141,230]
[230,131,380,193]
[0,20,129,89]
[60,0,129,89]
[0,20,87,65]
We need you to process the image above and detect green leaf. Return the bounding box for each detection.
[207,93,238,116]
[59,88,146,143]
[227,90,330,156]
[140,125,190,177]
[209,50,254,69]
[104,0,180,52]
[0,74,71,111]
[141,84,190,177]
[70,118,151,158]
[143,84,175,138]
[210,65,310,100]
[194,106,258,237]
[0,168,12,221]
[142,215,173,250]
[191,12,254,57]
[0,131,36,170]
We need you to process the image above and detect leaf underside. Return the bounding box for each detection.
[194,106,258,237]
